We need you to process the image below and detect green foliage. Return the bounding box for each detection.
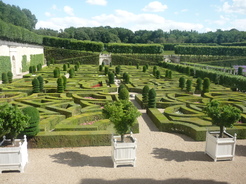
[179,77,186,90]
[204,100,241,138]
[115,65,120,74]
[186,79,192,92]
[62,75,67,90]
[108,72,115,84]
[202,77,210,95]
[37,75,44,91]
[2,72,8,84]
[63,64,67,71]
[99,65,103,72]
[7,71,13,83]
[156,70,160,79]
[21,106,40,137]
[102,100,141,142]
[32,78,40,93]
[21,55,28,72]
[124,73,130,84]
[118,84,126,94]
[104,66,109,75]
[238,67,243,75]
[136,63,139,69]
[148,88,156,108]
[0,103,29,140]
[118,87,129,100]
[30,54,44,67]
[142,85,150,104]
[142,65,147,72]
[57,77,64,93]
[0,56,11,80]
[53,67,60,78]
[195,78,202,92]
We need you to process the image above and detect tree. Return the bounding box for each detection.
[142,85,149,104]
[63,64,67,71]
[118,84,126,94]
[53,67,60,78]
[153,66,157,76]
[69,68,75,78]
[7,71,13,83]
[238,67,243,75]
[179,77,186,90]
[99,65,103,72]
[156,70,160,79]
[195,77,202,93]
[0,103,29,144]
[143,65,147,72]
[102,100,141,142]
[62,75,67,90]
[118,87,129,100]
[148,88,156,108]
[2,72,8,84]
[32,78,40,93]
[204,100,241,138]
[124,73,130,84]
[21,106,40,137]
[104,66,109,75]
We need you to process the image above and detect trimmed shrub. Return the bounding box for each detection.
[63,64,67,71]
[143,65,147,72]
[179,77,186,90]
[99,65,103,72]
[32,78,40,93]
[238,67,243,75]
[62,75,67,90]
[202,77,210,96]
[21,106,40,137]
[115,66,120,74]
[108,72,115,84]
[53,67,60,78]
[156,70,160,79]
[104,66,109,75]
[186,79,192,92]
[69,68,75,78]
[2,72,8,84]
[7,71,13,83]
[57,77,64,93]
[124,73,130,84]
[118,87,129,100]
[37,76,44,92]
[195,77,202,93]
[118,84,126,94]
[142,85,150,104]
[148,88,156,108]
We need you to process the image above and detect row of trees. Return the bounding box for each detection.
[35,26,246,44]
[175,45,246,56]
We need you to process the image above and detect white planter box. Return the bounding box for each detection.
[0,135,28,173]
[111,135,137,168]
[205,131,236,162]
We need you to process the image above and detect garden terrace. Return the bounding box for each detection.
[1,64,246,147]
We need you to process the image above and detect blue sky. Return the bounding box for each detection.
[4,0,246,32]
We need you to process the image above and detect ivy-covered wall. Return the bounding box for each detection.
[0,56,11,80]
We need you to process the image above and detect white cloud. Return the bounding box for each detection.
[45,12,52,17]
[86,0,107,6]
[36,9,204,32]
[142,1,168,12]
[221,0,246,14]
[64,6,74,16]
[231,19,246,30]
[51,4,58,10]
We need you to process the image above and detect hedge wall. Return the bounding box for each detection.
[0,56,11,80]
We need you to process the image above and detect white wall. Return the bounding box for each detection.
[0,40,44,76]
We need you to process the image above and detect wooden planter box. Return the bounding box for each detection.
[111,134,137,168]
[0,135,28,173]
[205,131,236,162]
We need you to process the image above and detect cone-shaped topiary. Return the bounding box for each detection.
[21,106,40,137]
[142,85,149,104]
[142,65,146,72]
[156,70,160,79]
[69,68,75,78]
[108,72,115,84]
[2,72,8,84]
[118,87,129,100]
[53,67,60,78]
[238,67,243,75]
[148,88,156,108]
[186,79,192,92]
[63,64,67,71]
[37,76,44,92]
[202,77,210,96]
[104,66,109,75]
[32,78,40,93]
[195,77,202,93]
[7,71,13,83]
[57,77,64,93]
[99,65,103,72]
[124,73,130,84]
[179,77,186,90]
[62,75,67,90]
[118,84,126,94]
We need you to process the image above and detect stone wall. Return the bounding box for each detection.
[0,40,44,76]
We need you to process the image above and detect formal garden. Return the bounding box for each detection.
[1,49,246,149]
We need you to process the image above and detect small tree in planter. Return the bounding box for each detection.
[204,100,241,138]
[0,103,30,144]
[204,100,242,161]
[102,100,141,142]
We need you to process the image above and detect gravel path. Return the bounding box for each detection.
[1,99,246,184]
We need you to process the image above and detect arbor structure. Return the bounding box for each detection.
[102,100,141,142]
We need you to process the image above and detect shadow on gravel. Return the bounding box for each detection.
[151,148,211,162]
[50,151,112,168]
[80,178,229,184]
[235,144,246,157]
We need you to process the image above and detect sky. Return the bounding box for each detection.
[3,0,246,33]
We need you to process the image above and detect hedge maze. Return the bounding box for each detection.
[1,62,246,147]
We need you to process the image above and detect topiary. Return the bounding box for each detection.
[99,65,103,72]
[2,72,8,84]
[7,71,13,83]
[118,87,129,100]
[186,79,192,92]
[69,68,75,78]
[156,70,160,79]
[148,88,156,108]
[202,77,210,96]
[195,77,202,93]
[104,66,109,75]
[63,64,67,71]
[57,77,64,93]
[179,77,186,90]
[32,78,40,93]
[62,75,67,90]
[21,106,40,137]
[53,67,60,78]
[37,76,44,92]
[108,72,115,84]
[118,84,126,94]
[142,85,149,104]
[142,65,146,72]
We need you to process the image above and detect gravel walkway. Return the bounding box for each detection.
[1,99,246,184]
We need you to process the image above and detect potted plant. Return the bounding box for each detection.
[102,100,141,168]
[204,100,241,161]
[0,103,30,173]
